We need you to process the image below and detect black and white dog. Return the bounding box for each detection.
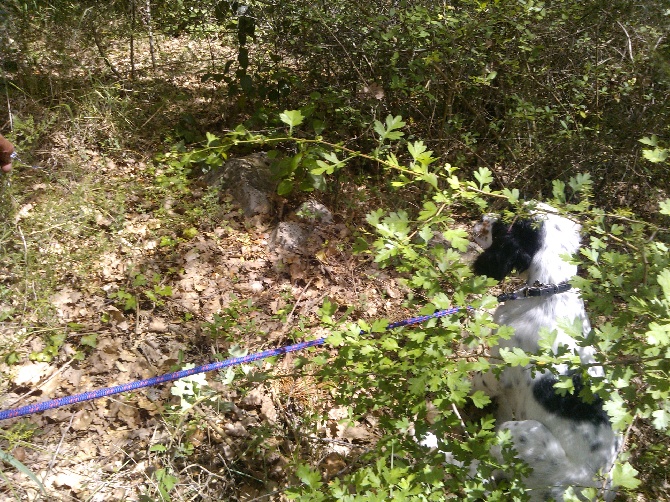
[470,204,621,501]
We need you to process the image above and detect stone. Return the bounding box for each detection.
[269,222,309,253]
[295,199,333,224]
[203,153,275,216]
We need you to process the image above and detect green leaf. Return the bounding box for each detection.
[473,167,493,189]
[580,247,599,263]
[183,227,198,239]
[312,119,325,135]
[552,376,575,395]
[154,285,173,297]
[277,179,294,196]
[80,334,98,348]
[421,172,439,189]
[352,236,369,253]
[381,337,399,350]
[319,297,338,317]
[205,131,220,147]
[443,228,470,252]
[373,119,386,139]
[652,408,670,430]
[568,172,593,193]
[304,172,324,191]
[638,135,658,146]
[327,331,344,346]
[125,295,137,311]
[375,114,406,142]
[385,114,406,131]
[295,463,323,489]
[471,390,492,409]
[502,188,520,203]
[658,269,670,302]
[602,392,632,430]
[645,322,670,346]
[410,143,436,170]
[537,326,559,352]
[279,109,304,135]
[660,199,670,216]
[418,201,438,221]
[154,468,178,493]
[418,225,434,243]
[160,236,176,247]
[642,147,669,163]
[313,151,347,175]
[408,140,427,159]
[228,344,248,358]
[499,347,531,367]
[371,319,389,332]
[611,461,641,490]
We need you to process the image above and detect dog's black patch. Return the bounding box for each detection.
[532,372,610,426]
[473,218,543,281]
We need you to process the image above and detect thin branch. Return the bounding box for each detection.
[306,1,370,87]
[130,0,136,80]
[3,75,12,130]
[285,278,313,326]
[43,413,76,485]
[144,0,157,71]
[616,21,634,62]
[92,26,123,80]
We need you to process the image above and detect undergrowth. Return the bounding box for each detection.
[1,1,670,500]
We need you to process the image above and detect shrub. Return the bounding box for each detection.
[228,110,670,500]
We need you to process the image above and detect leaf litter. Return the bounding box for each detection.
[0,147,408,501]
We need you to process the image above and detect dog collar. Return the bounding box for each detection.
[496,281,572,303]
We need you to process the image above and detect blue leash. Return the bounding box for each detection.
[0,306,468,421]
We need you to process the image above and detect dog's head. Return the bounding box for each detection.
[472,205,582,283]
[472,214,543,281]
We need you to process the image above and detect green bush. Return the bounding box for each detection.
[233,0,670,211]
[219,110,670,500]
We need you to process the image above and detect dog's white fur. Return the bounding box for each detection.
[470,205,621,501]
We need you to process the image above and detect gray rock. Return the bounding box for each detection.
[269,222,309,253]
[296,199,333,224]
[203,153,275,216]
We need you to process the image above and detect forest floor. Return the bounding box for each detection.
[0,30,668,502]
[4,117,668,502]
[0,133,418,500]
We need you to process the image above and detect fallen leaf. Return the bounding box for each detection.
[52,471,86,491]
[225,422,249,437]
[340,424,371,441]
[71,410,94,431]
[148,317,169,333]
[14,203,34,222]
[322,452,346,479]
[13,362,52,385]
[51,288,83,320]
[328,406,349,420]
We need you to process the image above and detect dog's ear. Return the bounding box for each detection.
[473,237,528,280]
[472,219,542,281]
